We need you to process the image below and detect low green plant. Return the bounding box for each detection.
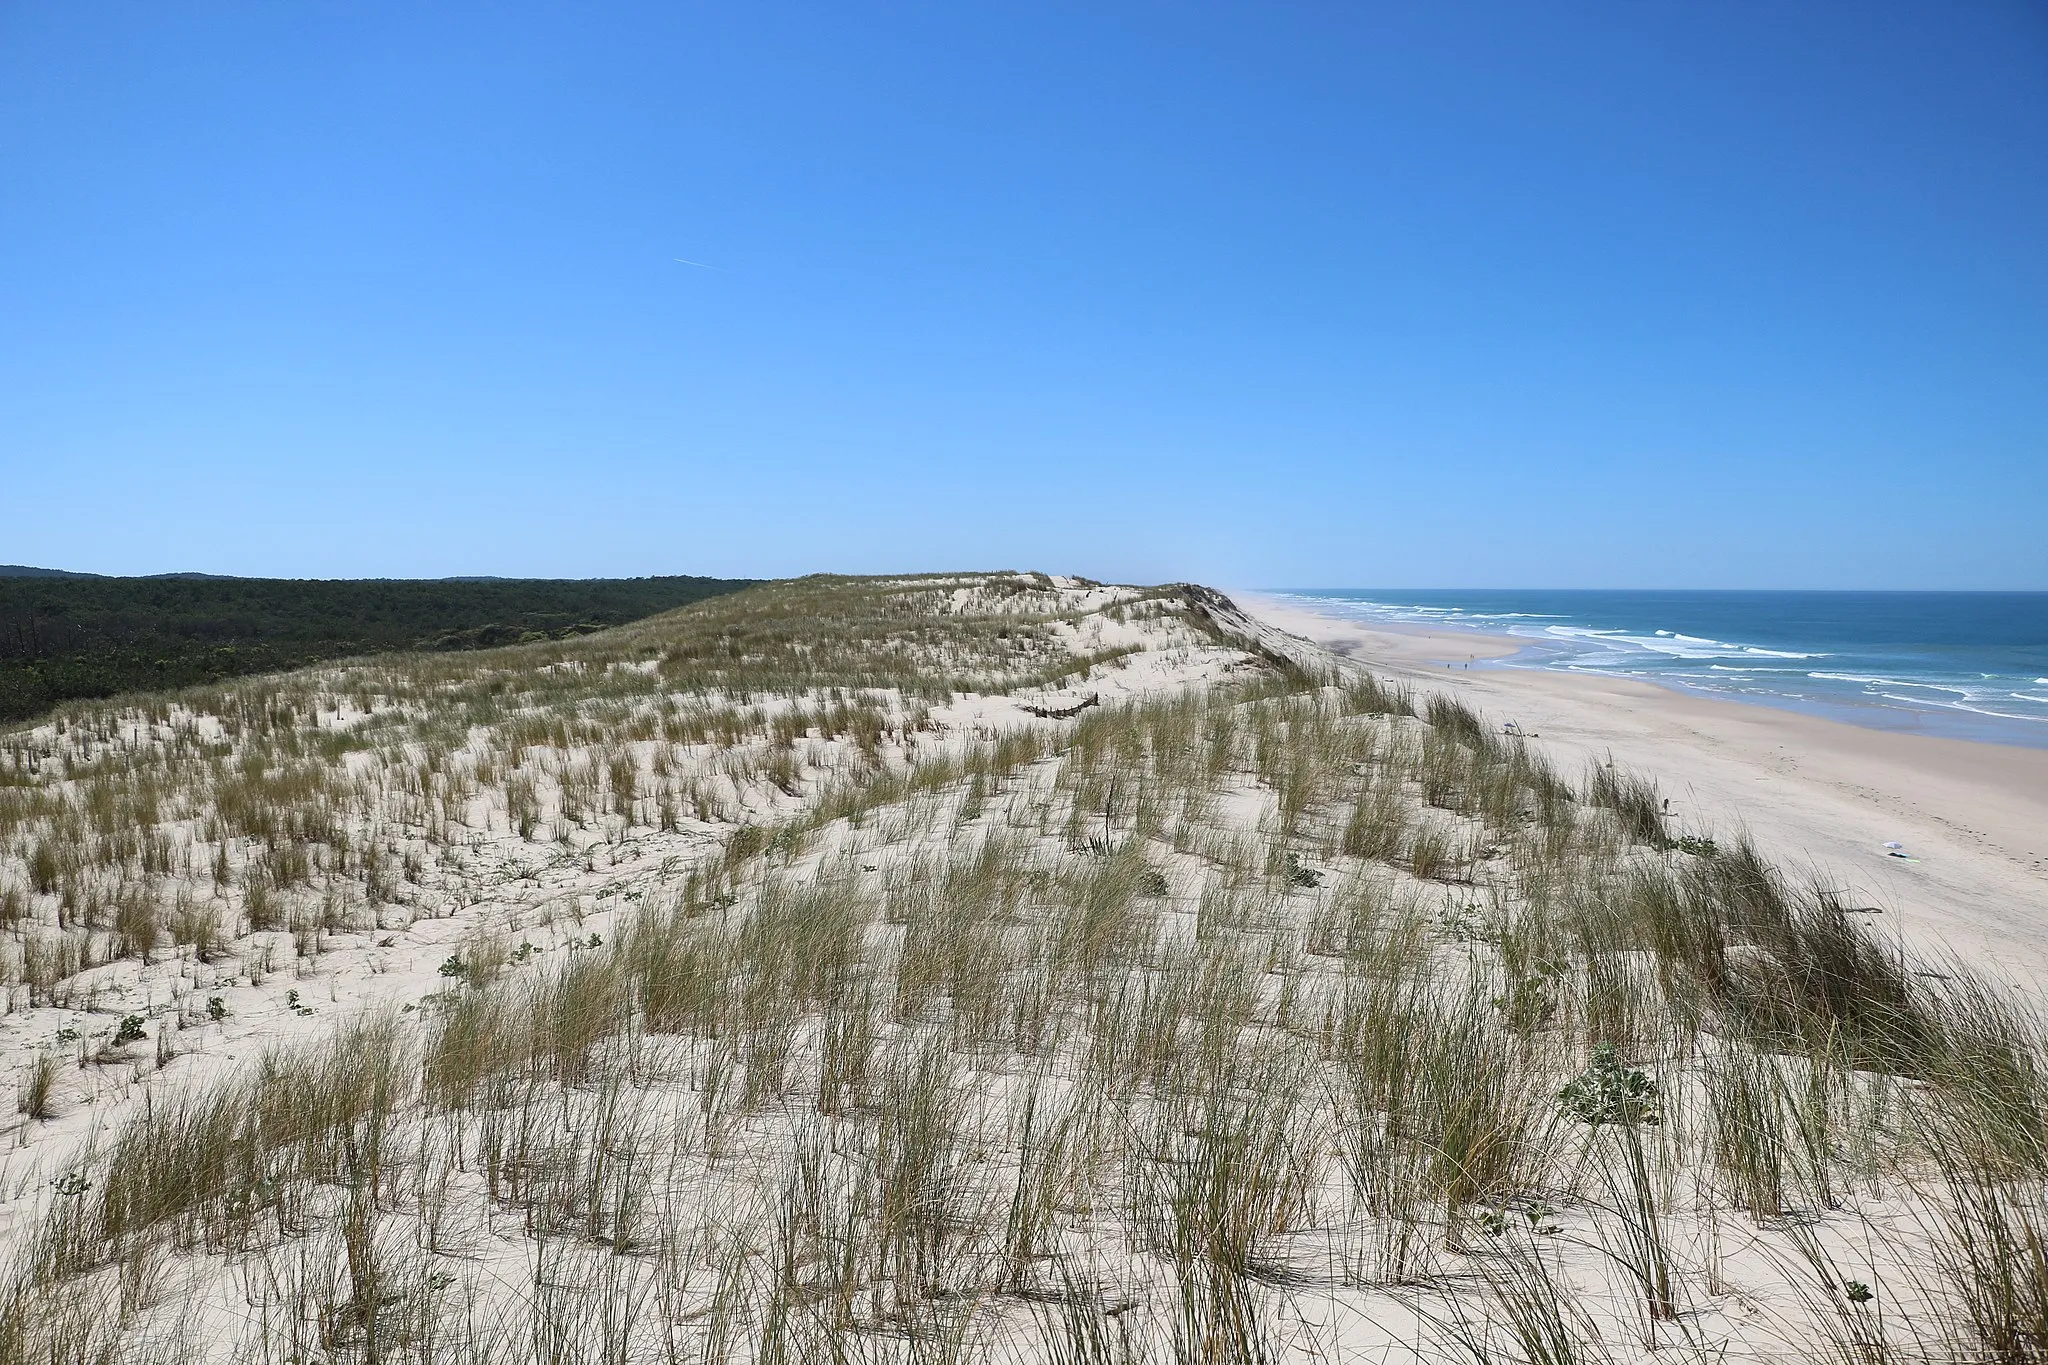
[1558,1044,1660,1127]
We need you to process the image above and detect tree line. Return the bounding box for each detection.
[0,573,757,722]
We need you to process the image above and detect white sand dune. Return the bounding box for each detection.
[0,575,2043,1363]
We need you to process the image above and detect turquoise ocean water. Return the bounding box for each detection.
[1269,590,2048,749]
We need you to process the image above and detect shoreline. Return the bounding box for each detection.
[1240,592,2048,978]
[1253,591,2048,752]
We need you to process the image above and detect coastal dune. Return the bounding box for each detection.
[1243,593,2048,976]
[5,573,2048,1362]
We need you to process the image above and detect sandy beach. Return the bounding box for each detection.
[1242,592,2048,979]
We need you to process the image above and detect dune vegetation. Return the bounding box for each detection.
[0,572,2043,1363]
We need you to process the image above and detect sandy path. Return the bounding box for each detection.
[1240,594,2048,981]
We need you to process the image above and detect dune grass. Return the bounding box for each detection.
[0,574,2038,1362]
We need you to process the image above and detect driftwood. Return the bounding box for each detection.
[1021,692,1100,720]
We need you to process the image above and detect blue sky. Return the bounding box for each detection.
[2,2,2044,588]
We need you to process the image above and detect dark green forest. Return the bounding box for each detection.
[0,572,758,722]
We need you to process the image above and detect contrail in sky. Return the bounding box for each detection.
[672,257,725,271]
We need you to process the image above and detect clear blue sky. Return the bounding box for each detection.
[3,3,2044,588]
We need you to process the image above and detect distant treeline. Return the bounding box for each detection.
[0,573,758,722]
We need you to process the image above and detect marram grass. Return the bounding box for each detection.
[0,573,2038,1362]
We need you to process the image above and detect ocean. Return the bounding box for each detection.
[1267,590,2048,749]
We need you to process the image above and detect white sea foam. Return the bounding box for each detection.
[1611,661,2048,726]
[1812,670,1984,699]
[1542,624,1817,661]
[1934,699,2048,724]
[1876,682,1974,698]
[1800,668,2048,721]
